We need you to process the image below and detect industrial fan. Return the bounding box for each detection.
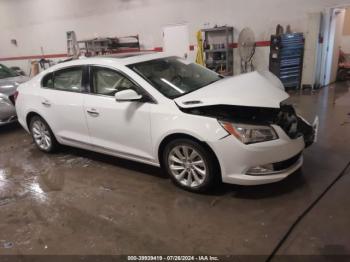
[238,27,256,73]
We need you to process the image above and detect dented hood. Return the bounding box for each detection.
[174,71,289,109]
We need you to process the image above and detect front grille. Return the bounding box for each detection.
[273,152,302,171]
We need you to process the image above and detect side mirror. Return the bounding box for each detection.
[115,89,143,102]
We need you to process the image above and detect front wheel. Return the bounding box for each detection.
[29,116,58,153]
[162,138,219,193]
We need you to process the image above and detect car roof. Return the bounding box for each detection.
[103,51,156,59]
[111,52,174,65]
[48,52,174,72]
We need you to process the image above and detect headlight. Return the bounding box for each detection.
[219,121,278,144]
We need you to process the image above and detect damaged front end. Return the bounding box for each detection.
[275,105,317,147]
[180,103,317,148]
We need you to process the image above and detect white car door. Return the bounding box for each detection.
[40,66,91,147]
[83,66,153,162]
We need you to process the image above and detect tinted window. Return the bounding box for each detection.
[53,67,83,92]
[42,73,54,88]
[92,67,137,96]
[0,64,18,79]
[128,56,222,99]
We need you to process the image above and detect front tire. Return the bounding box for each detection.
[29,116,58,153]
[162,138,219,193]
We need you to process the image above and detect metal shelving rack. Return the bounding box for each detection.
[77,35,140,57]
[202,26,234,76]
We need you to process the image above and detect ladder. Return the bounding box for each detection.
[66,31,80,58]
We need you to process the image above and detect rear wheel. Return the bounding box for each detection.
[162,138,219,193]
[29,116,58,153]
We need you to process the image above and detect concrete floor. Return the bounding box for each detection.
[0,82,350,257]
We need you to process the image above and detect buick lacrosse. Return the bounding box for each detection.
[15,53,317,192]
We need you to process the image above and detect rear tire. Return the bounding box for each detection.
[162,138,219,193]
[29,116,58,153]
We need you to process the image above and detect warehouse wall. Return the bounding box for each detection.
[341,8,350,53]
[0,0,349,75]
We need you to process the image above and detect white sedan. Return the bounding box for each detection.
[15,53,317,192]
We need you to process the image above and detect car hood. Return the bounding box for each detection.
[174,71,289,109]
[0,75,29,96]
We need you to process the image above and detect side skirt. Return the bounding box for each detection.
[59,136,160,167]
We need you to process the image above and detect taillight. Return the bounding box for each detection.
[13,91,19,102]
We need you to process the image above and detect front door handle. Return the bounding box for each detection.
[41,100,51,107]
[87,108,100,117]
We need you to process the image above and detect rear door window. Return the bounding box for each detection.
[42,67,84,92]
[53,67,83,92]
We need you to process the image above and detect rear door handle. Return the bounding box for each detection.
[87,108,100,117]
[41,100,51,107]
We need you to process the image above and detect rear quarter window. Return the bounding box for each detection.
[54,67,82,92]
[42,73,54,88]
[41,67,83,92]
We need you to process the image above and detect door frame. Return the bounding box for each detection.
[162,23,190,59]
[319,6,347,86]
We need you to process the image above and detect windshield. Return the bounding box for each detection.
[128,56,222,99]
[0,64,18,79]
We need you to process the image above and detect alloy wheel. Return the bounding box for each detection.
[32,120,52,151]
[168,145,207,188]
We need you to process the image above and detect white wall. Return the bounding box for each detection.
[1,0,350,75]
[341,36,350,52]
[341,8,350,53]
